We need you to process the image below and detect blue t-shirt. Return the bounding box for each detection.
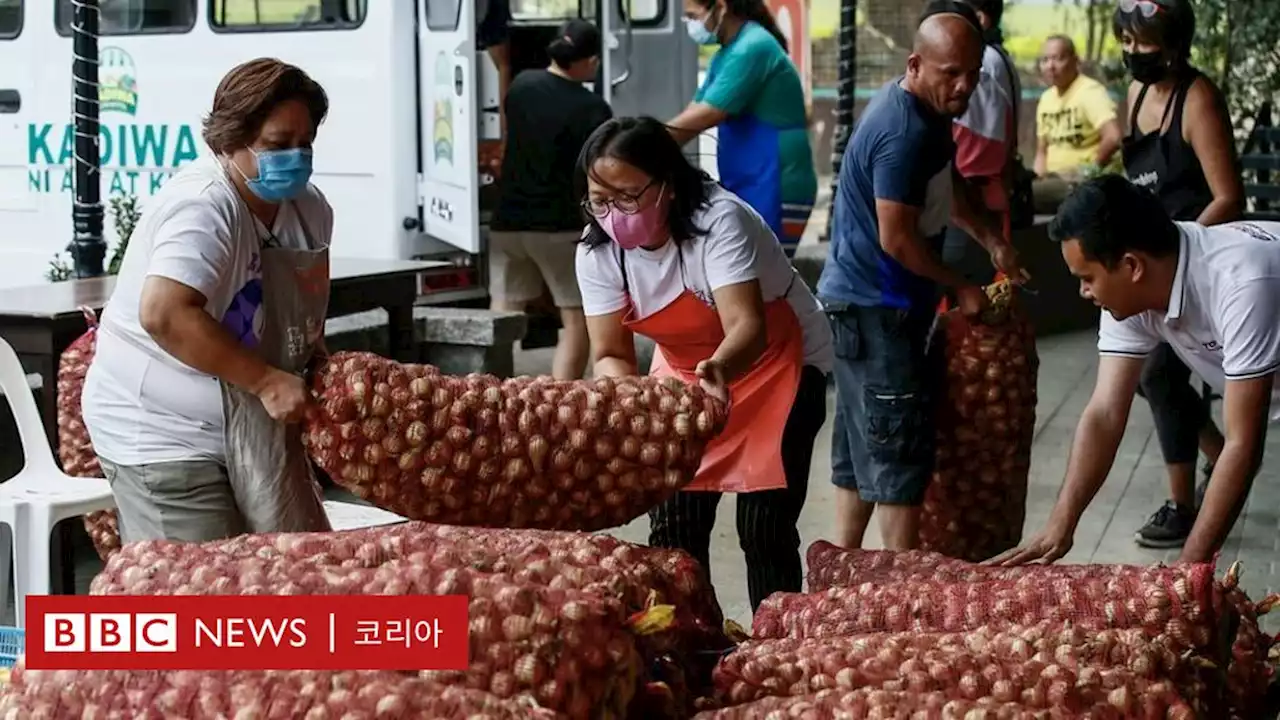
[817,80,956,310]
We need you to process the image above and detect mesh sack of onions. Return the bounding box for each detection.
[98,524,728,718]
[923,279,1039,561]
[91,538,640,719]
[54,307,122,562]
[753,563,1233,665]
[712,623,1213,714]
[691,682,1197,720]
[0,660,565,720]
[1220,563,1280,720]
[805,543,1273,717]
[302,352,728,530]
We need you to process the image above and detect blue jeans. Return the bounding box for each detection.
[825,302,941,505]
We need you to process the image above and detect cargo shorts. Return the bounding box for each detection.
[825,301,942,506]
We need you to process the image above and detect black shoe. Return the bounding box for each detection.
[1194,461,1213,511]
[1134,500,1197,549]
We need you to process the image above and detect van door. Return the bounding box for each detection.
[602,0,697,122]
[0,0,32,215]
[418,0,481,254]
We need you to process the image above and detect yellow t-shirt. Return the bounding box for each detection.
[1036,75,1122,175]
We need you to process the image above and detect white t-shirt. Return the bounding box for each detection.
[576,184,834,373]
[1098,220,1280,414]
[82,157,334,465]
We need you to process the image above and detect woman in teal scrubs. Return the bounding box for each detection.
[668,0,817,258]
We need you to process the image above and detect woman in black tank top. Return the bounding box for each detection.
[1113,0,1244,550]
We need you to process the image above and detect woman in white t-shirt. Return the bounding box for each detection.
[575,116,833,611]
[83,59,335,543]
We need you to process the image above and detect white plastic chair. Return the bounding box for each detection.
[0,337,114,628]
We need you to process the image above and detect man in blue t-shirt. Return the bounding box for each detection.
[817,1,1022,552]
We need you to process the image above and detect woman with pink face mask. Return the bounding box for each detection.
[574,116,833,612]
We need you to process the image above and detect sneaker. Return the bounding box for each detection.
[1194,460,1213,511]
[1134,500,1197,549]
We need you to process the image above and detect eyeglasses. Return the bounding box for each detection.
[1118,0,1167,18]
[582,180,657,218]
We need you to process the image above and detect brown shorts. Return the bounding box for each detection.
[488,230,583,307]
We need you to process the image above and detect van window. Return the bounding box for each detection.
[210,0,367,31]
[56,0,195,36]
[425,0,459,31]
[0,0,21,39]
[511,0,592,22]
[619,0,663,25]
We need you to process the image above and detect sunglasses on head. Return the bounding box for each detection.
[1118,0,1166,18]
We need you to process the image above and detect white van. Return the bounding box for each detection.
[0,0,699,300]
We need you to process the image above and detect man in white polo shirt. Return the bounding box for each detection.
[991,175,1280,566]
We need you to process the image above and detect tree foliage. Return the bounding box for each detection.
[1058,0,1280,130]
[1193,0,1280,131]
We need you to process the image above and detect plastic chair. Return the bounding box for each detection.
[0,337,114,628]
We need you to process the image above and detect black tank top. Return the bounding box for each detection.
[1122,72,1213,221]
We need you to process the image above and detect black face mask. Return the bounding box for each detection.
[1124,50,1168,84]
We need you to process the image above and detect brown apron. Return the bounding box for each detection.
[220,211,332,534]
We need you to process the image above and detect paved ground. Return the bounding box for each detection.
[33,328,1280,638]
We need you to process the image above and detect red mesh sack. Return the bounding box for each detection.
[0,660,565,719]
[924,280,1039,561]
[303,351,728,530]
[90,535,640,719]
[807,541,1184,590]
[805,543,1270,717]
[1221,563,1280,719]
[54,306,121,561]
[692,683,1196,720]
[712,623,1212,714]
[95,523,727,718]
[754,562,1232,665]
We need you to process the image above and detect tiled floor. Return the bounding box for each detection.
[34,330,1280,639]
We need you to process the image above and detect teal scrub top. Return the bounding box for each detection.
[696,21,818,239]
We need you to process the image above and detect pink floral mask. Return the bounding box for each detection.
[602,186,668,250]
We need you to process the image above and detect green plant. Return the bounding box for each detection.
[45,194,141,282]
[107,195,142,276]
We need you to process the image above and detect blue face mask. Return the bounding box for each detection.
[239,148,313,202]
[685,15,718,46]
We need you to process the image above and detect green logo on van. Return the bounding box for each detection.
[99,46,139,116]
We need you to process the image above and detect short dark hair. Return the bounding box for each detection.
[962,0,1004,27]
[919,0,983,34]
[202,58,329,155]
[1048,175,1179,268]
[1113,0,1195,66]
[576,116,713,249]
[547,19,602,68]
[1044,34,1077,57]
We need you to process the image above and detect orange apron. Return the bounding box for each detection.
[622,258,805,493]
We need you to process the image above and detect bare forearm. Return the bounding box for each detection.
[1196,197,1244,227]
[951,180,1003,254]
[147,306,276,393]
[666,123,701,147]
[710,322,766,382]
[1181,440,1258,562]
[882,232,970,290]
[594,356,638,378]
[1095,137,1120,167]
[1034,147,1048,177]
[1049,406,1127,533]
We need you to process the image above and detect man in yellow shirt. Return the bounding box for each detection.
[1034,35,1123,179]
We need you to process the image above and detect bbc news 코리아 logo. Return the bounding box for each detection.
[99,46,139,116]
[25,595,469,671]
